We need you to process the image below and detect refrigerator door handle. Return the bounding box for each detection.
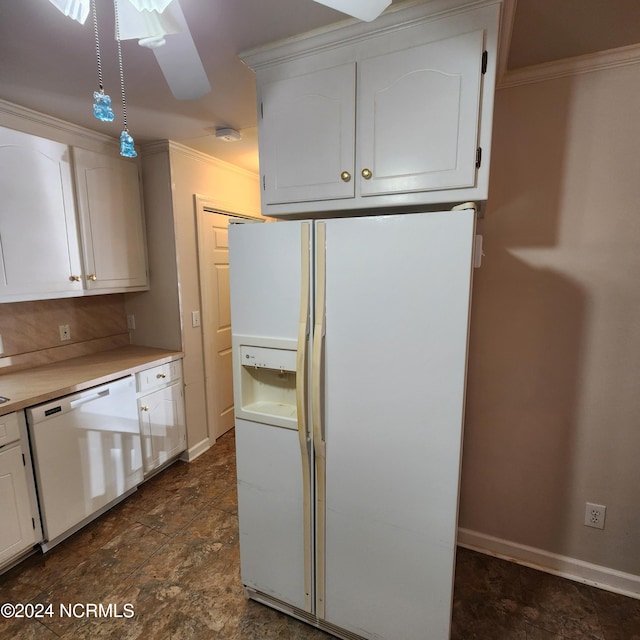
[312,221,327,618]
[296,221,313,612]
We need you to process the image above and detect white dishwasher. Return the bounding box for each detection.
[26,376,143,551]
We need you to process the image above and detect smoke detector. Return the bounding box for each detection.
[215,128,242,142]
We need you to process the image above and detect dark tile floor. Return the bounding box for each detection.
[1,429,638,639]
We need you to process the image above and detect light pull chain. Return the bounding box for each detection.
[91,0,115,122]
[114,0,137,157]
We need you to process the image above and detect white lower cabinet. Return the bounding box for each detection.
[0,413,41,568]
[136,361,187,475]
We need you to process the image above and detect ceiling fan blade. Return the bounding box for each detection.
[46,0,90,24]
[115,0,181,42]
[151,2,211,100]
[312,0,391,22]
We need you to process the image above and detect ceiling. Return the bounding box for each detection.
[1,0,639,174]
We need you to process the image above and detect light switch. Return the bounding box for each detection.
[191,311,201,328]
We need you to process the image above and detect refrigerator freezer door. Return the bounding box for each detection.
[319,210,476,640]
[229,221,305,341]
[235,417,309,611]
[230,220,314,613]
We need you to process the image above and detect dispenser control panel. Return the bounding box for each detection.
[240,345,297,372]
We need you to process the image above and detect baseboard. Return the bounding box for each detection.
[181,437,211,462]
[457,528,640,600]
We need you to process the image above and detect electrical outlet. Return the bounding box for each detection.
[585,502,606,529]
[58,324,71,341]
[127,314,136,330]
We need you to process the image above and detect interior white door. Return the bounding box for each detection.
[319,210,476,640]
[198,212,242,439]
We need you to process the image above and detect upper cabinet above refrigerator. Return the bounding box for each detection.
[241,0,503,218]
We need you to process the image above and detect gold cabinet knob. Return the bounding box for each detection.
[88,274,97,281]
[140,406,149,412]
[156,373,166,379]
[68,275,81,282]
[340,171,351,182]
[361,168,373,180]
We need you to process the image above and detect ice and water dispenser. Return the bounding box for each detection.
[233,338,298,429]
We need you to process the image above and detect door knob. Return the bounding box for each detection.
[340,171,351,182]
[88,274,97,281]
[361,168,372,180]
[68,275,81,282]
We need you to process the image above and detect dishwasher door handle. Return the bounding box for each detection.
[69,388,110,410]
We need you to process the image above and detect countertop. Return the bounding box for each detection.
[0,345,183,414]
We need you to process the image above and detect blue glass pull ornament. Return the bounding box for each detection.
[120,130,137,158]
[93,91,115,122]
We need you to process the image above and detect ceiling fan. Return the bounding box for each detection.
[47,0,391,101]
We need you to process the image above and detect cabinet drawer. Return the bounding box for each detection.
[0,412,20,449]
[136,359,183,394]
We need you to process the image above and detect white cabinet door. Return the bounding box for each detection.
[138,381,186,474]
[0,444,37,565]
[260,63,356,205]
[357,29,484,196]
[244,1,500,216]
[73,148,148,291]
[0,127,83,301]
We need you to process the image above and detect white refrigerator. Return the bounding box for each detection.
[229,209,476,640]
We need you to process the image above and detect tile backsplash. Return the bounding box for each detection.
[0,295,130,372]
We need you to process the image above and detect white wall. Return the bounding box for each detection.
[459,60,640,587]
[128,142,261,456]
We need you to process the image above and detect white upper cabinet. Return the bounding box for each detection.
[0,122,148,303]
[261,63,356,205]
[243,0,502,217]
[73,148,148,292]
[0,127,83,299]
[357,29,484,196]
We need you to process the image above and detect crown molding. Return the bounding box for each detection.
[499,42,640,89]
[240,0,503,69]
[141,139,259,179]
[0,98,119,151]
[496,0,517,83]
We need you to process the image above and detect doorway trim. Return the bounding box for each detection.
[194,194,262,444]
